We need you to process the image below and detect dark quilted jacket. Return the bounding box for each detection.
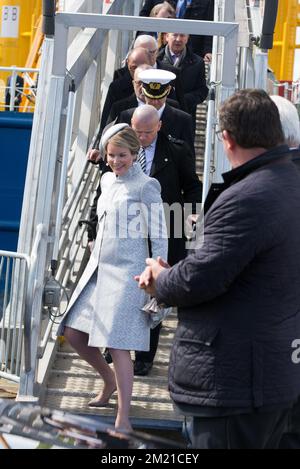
[156,145,300,409]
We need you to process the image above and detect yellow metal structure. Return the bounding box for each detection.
[0,0,42,107]
[268,0,300,81]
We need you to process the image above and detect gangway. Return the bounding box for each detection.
[0,0,283,432]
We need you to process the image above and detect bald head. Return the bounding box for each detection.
[127,47,152,78]
[131,105,162,147]
[134,35,158,66]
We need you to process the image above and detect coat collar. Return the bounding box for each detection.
[222,144,291,186]
[115,162,143,181]
[204,145,292,214]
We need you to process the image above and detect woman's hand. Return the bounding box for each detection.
[135,257,170,296]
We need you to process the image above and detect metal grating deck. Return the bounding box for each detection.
[43,314,182,430]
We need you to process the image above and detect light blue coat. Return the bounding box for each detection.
[58,163,168,350]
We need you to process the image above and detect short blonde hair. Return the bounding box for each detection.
[104,127,140,157]
[150,1,175,17]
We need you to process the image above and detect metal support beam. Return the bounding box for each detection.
[53,21,69,76]
[55,12,238,37]
[66,28,107,90]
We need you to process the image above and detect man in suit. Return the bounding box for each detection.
[107,65,180,125]
[117,68,195,159]
[99,47,152,135]
[114,35,186,111]
[139,0,214,59]
[131,104,202,375]
[157,32,208,122]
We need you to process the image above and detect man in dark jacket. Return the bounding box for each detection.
[108,65,180,125]
[136,89,300,449]
[118,99,194,156]
[113,35,186,111]
[157,33,208,122]
[99,47,152,134]
[139,0,214,59]
[132,104,202,376]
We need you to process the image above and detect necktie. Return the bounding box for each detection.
[173,54,181,67]
[138,147,146,173]
[176,0,187,18]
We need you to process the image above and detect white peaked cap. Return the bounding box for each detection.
[138,68,176,84]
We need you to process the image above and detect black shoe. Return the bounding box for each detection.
[103,348,112,364]
[134,361,153,376]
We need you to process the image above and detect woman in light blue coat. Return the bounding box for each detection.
[58,124,168,431]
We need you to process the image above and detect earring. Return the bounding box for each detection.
[106,162,109,166]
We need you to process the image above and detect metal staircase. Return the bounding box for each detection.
[44,312,181,430]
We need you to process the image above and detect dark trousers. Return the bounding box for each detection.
[191,409,290,449]
[279,397,300,449]
[135,323,162,363]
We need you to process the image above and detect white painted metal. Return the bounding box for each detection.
[202,87,217,202]
[72,61,99,187]
[0,251,30,383]
[52,84,76,263]
[100,28,119,114]
[254,50,268,90]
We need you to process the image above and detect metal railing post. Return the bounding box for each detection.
[9,69,17,111]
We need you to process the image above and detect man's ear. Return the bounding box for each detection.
[223,130,236,150]
[157,120,162,132]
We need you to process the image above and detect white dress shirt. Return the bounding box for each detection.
[157,103,166,120]
[144,136,158,175]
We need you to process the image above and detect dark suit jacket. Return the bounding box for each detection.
[118,103,195,157]
[139,0,214,56]
[99,73,134,135]
[157,46,208,117]
[107,93,179,124]
[292,147,300,173]
[149,132,202,264]
[113,62,186,111]
[88,131,202,265]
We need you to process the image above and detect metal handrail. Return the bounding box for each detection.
[0,66,40,112]
[0,250,30,382]
[24,224,46,372]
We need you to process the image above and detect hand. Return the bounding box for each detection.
[135,266,153,288]
[185,214,199,238]
[88,240,94,252]
[87,148,101,163]
[135,257,170,296]
[204,53,212,64]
